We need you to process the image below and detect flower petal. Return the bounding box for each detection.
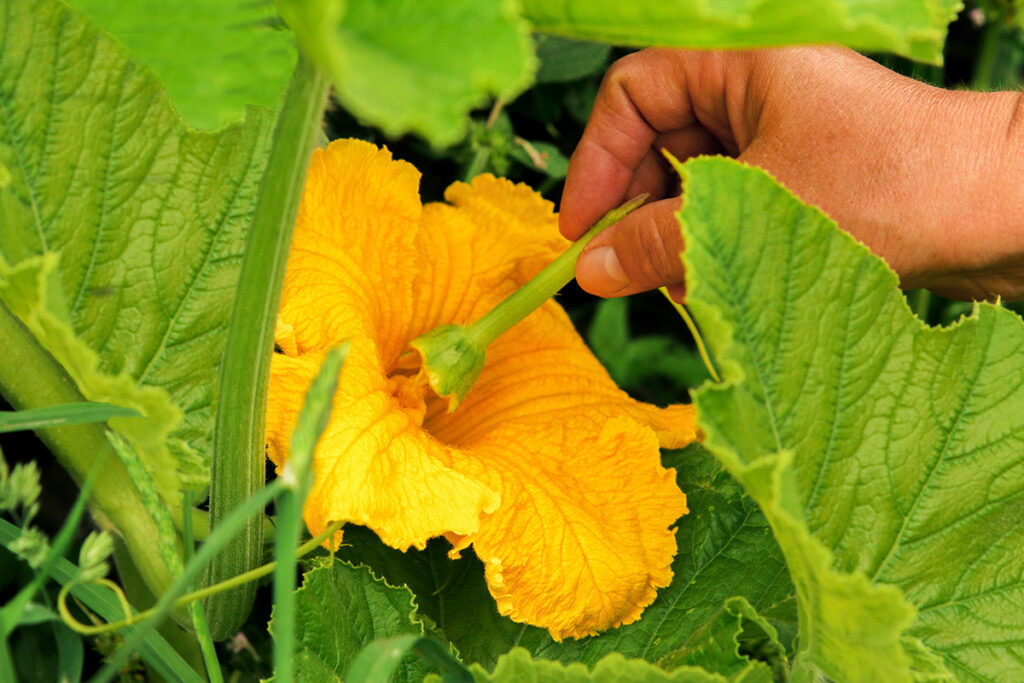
[449,415,688,640]
[277,139,422,363]
[406,175,571,339]
[425,301,699,450]
[266,337,499,549]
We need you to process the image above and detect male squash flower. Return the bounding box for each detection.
[265,139,698,639]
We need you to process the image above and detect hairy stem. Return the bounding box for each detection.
[203,51,330,639]
[0,303,175,600]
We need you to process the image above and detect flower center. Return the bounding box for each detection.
[386,373,428,428]
[387,352,430,428]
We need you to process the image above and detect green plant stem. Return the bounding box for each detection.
[184,493,223,683]
[468,194,647,346]
[110,546,206,680]
[659,288,721,383]
[910,289,932,322]
[0,303,175,602]
[203,51,331,639]
[463,98,505,181]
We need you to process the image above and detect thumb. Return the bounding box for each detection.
[573,196,684,297]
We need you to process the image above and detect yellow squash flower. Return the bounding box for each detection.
[266,139,699,640]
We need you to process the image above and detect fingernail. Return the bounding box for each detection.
[577,246,630,294]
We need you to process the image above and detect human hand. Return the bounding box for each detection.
[561,46,1024,302]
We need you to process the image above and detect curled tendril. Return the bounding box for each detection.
[57,519,346,636]
[58,577,136,635]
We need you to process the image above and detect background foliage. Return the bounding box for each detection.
[3,0,1024,681]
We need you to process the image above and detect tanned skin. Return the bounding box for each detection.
[560,46,1024,302]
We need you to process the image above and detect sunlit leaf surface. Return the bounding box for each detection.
[0,0,275,496]
[68,0,295,129]
[523,0,959,64]
[281,0,534,146]
[680,156,1024,682]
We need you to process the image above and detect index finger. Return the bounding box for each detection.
[559,49,711,240]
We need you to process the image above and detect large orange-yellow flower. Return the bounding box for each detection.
[266,139,698,639]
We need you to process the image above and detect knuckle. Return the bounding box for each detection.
[614,209,685,290]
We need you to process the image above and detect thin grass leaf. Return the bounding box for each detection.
[91,479,285,682]
[272,342,348,683]
[53,620,84,683]
[0,403,139,434]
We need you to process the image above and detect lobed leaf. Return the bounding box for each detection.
[277,558,435,682]
[457,648,728,683]
[522,0,961,65]
[67,0,295,129]
[677,155,1024,682]
[658,597,783,682]
[279,0,535,146]
[0,0,276,502]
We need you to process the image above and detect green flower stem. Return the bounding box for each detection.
[0,302,175,602]
[203,51,330,639]
[972,21,1005,91]
[412,194,648,408]
[658,288,721,383]
[468,193,647,346]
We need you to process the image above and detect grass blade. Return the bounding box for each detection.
[0,403,139,433]
[91,480,284,682]
[272,343,348,682]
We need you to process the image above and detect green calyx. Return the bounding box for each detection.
[410,325,489,412]
[410,193,647,410]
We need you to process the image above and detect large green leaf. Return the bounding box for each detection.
[522,0,960,65]
[0,0,275,501]
[277,558,433,682]
[658,597,783,682]
[678,155,1024,682]
[339,444,797,670]
[458,648,726,683]
[278,0,535,146]
[67,0,295,130]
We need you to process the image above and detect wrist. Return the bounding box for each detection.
[910,89,1024,300]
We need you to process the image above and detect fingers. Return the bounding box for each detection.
[575,197,685,297]
[560,49,743,241]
